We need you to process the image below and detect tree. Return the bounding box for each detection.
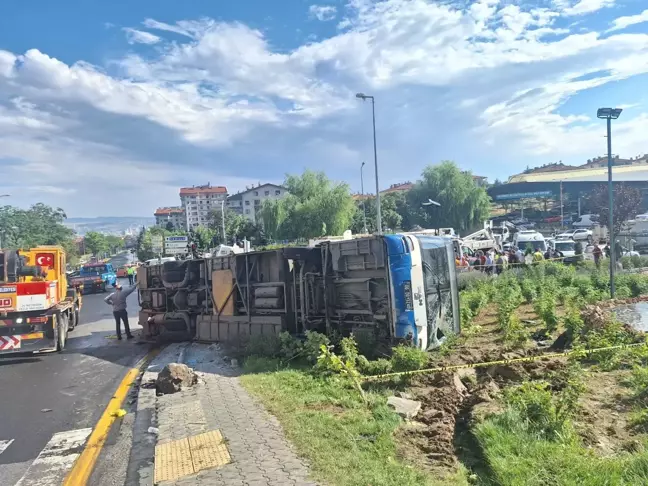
[406,161,492,232]
[0,203,76,251]
[207,209,262,245]
[350,193,405,234]
[165,221,175,231]
[260,170,355,240]
[589,183,643,234]
[104,235,124,254]
[84,231,107,256]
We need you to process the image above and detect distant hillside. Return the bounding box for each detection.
[64,216,155,236]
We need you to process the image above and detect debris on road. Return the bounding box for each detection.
[156,363,197,394]
[40,408,52,413]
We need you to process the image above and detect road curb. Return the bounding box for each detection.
[125,343,190,486]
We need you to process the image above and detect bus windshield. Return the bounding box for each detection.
[414,236,459,346]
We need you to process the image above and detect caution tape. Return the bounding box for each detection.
[361,341,648,382]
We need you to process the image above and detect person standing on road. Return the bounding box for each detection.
[593,243,603,269]
[104,282,137,340]
[127,265,135,285]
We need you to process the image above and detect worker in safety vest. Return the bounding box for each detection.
[127,265,136,285]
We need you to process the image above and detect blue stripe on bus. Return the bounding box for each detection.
[384,235,417,342]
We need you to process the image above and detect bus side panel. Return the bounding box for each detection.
[383,236,416,342]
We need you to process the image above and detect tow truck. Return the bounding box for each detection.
[70,261,117,293]
[0,246,81,354]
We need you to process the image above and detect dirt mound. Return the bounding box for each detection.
[397,355,567,476]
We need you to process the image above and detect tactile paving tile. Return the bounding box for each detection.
[188,430,231,472]
[153,430,231,483]
[154,437,194,483]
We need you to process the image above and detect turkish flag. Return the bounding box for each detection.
[35,253,54,268]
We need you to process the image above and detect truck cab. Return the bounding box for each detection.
[72,262,117,293]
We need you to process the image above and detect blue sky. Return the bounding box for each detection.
[1,0,647,217]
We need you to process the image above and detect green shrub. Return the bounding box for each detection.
[245,333,282,358]
[390,344,428,372]
[303,331,329,363]
[357,356,392,375]
[503,380,578,441]
[502,314,527,345]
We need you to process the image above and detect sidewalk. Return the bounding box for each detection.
[133,342,318,486]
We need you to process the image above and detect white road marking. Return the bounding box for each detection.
[15,428,92,486]
[0,439,14,455]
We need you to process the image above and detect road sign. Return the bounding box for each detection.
[151,235,164,253]
[165,236,188,242]
[166,247,188,255]
[165,242,188,249]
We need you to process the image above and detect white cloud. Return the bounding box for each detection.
[309,5,337,21]
[122,28,161,45]
[1,0,648,216]
[608,9,648,32]
[559,0,615,16]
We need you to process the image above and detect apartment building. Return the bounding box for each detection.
[226,183,286,224]
[180,184,228,230]
[154,207,186,230]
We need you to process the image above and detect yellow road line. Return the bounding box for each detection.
[63,347,161,486]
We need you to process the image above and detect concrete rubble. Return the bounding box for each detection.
[387,396,422,419]
[155,363,198,395]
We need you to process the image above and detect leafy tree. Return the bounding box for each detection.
[207,209,262,245]
[104,235,124,254]
[589,183,643,234]
[261,170,355,240]
[165,221,175,231]
[407,161,491,232]
[0,203,76,251]
[350,193,404,234]
[84,231,107,256]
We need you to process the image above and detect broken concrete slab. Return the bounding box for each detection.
[387,396,422,420]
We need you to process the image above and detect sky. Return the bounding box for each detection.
[1,0,647,217]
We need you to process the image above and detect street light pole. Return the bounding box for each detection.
[356,93,382,234]
[597,107,623,298]
[360,162,368,233]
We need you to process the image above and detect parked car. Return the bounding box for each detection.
[556,229,593,243]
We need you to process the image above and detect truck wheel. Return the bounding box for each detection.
[69,305,78,331]
[56,314,69,352]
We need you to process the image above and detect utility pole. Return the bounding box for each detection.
[356,93,382,234]
[360,162,368,233]
[597,107,623,298]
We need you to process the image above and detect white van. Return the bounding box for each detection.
[145,256,177,266]
[573,214,599,228]
[512,230,546,252]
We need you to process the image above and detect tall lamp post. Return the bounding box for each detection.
[360,162,368,233]
[597,107,623,298]
[356,93,382,234]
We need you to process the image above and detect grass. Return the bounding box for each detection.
[476,410,648,486]
[240,359,447,486]
[238,261,648,486]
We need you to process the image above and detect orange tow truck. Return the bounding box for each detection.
[0,246,82,354]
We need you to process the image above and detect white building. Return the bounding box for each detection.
[180,184,228,230]
[226,183,286,225]
[154,207,185,229]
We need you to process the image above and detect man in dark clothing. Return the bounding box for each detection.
[104,282,138,340]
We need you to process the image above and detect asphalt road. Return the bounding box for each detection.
[0,252,149,486]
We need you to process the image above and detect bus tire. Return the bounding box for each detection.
[69,305,79,331]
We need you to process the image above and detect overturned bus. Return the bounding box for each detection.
[137,234,460,350]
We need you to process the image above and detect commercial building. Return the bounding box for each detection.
[180,184,228,230]
[226,183,286,225]
[154,207,186,230]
